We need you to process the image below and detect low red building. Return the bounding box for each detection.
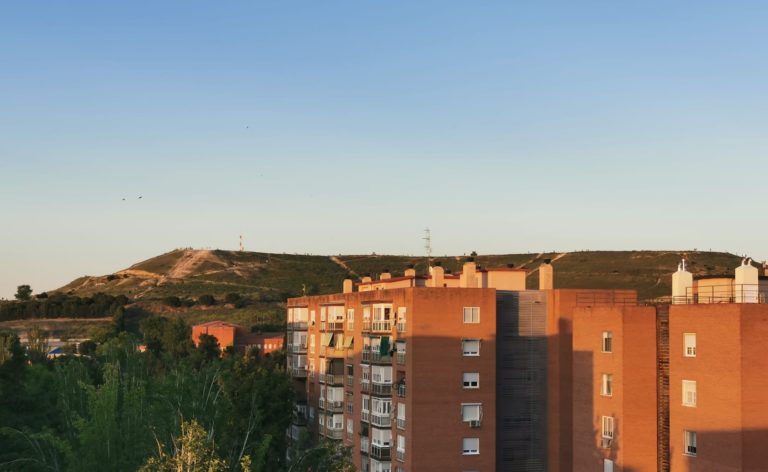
[192,321,284,354]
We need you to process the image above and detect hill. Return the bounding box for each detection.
[56,248,745,302]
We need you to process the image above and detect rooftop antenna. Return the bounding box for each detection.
[423,227,432,271]
[239,235,244,252]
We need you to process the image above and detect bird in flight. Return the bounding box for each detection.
[138,196,143,199]
[122,198,126,201]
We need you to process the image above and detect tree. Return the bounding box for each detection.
[163,296,181,308]
[198,295,216,306]
[78,340,97,356]
[196,334,221,362]
[15,285,32,301]
[140,419,249,472]
[224,293,241,304]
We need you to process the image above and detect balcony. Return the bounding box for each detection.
[288,322,308,331]
[370,444,391,461]
[371,382,392,396]
[370,412,391,428]
[396,352,405,365]
[362,350,371,363]
[361,411,370,423]
[371,321,392,333]
[323,428,344,440]
[396,450,405,462]
[290,367,307,379]
[320,346,345,358]
[397,384,406,398]
[325,400,344,413]
[396,322,405,333]
[327,322,344,331]
[321,373,344,385]
[397,418,405,430]
[362,321,372,332]
[347,375,355,389]
[361,379,371,393]
[360,437,370,454]
[371,352,392,364]
[287,343,307,354]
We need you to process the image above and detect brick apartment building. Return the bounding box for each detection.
[287,260,642,472]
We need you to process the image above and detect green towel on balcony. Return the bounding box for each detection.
[379,336,390,356]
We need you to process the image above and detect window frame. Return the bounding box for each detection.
[463,307,480,324]
[601,416,614,439]
[462,339,481,356]
[682,380,697,407]
[461,403,482,422]
[684,333,697,358]
[684,430,697,456]
[462,437,480,455]
[463,372,480,389]
[602,331,613,353]
[601,373,613,397]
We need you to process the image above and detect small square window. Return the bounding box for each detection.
[682,380,697,407]
[461,403,482,422]
[601,374,613,397]
[602,331,613,353]
[463,372,480,389]
[463,339,480,356]
[463,307,480,324]
[462,437,479,455]
[684,333,696,357]
[684,430,697,456]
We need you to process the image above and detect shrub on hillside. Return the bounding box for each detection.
[198,295,215,306]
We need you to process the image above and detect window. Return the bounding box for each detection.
[601,416,614,438]
[347,309,355,330]
[602,331,613,353]
[601,374,613,396]
[463,339,480,356]
[463,372,479,389]
[462,403,482,422]
[397,434,405,453]
[347,418,354,434]
[684,333,696,357]
[463,307,480,324]
[684,430,697,456]
[462,437,480,455]
[310,310,316,325]
[682,380,697,407]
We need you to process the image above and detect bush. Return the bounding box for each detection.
[198,295,215,306]
[163,296,182,308]
[224,293,241,304]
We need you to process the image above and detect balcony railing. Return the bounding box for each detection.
[396,352,405,365]
[362,321,372,332]
[347,375,354,388]
[321,373,344,385]
[361,379,370,393]
[290,367,307,378]
[318,398,325,410]
[327,322,344,331]
[308,371,316,381]
[320,346,345,358]
[362,350,371,363]
[371,382,392,396]
[397,384,406,398]
[371,352,391,364]
[396,450,405,462]
[370,413,391,428]
[288,322,308,331]
[371,321,392,332]
[370,444,391,461]
[361,411,370,423]
[325,400,344,413]
[287,343,307,354]
[324,428,344,440]
[673,284,767,305]
[396,418,405,430]
[396,322,405,333]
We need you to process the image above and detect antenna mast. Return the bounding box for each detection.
[239,235,244,252]
[423,227,432,271]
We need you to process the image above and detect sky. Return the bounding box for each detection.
[1,1,768,299]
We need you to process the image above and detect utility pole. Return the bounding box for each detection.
[423,227,432,272]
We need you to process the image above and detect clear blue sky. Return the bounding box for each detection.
[2,1,767,298]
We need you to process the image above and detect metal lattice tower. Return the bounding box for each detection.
[423,227,432,270]
[239,235,244,252]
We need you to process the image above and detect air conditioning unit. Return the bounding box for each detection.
[469,420,481,428]
[601,438,612,449]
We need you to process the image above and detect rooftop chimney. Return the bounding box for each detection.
[343,278,353,294]
[735,258,759,303]
[404,266,416,277]
[764,261,768,277]
[460,260,478,288]
[429,265,445,287]
[671,258,693,304]
[380,270,392,280]
[361,274,372,284]
[539,260,554,290]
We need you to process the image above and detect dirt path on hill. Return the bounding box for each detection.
[330,256,358,277]
[167,250,221,279]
